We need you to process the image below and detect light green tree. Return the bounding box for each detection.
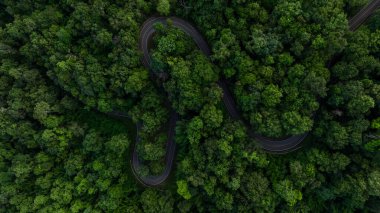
[157,0,170,15]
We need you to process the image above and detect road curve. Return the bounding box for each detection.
[217,79,308,153]
[131,111,178,187]
[131,1,379,186]
[132,16,213,187]
[133,17,307,186]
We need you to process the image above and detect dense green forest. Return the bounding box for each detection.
[0,0,379,212]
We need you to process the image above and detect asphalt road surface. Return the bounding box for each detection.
[349,0,380,31]
[131,0,379,186]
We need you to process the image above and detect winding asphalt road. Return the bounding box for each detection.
[131,1,380,186]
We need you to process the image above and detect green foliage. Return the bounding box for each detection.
[261,84,282,107]
[157,0,170,15]
[0,0,379,212]
[274,179,303,207]
[140,189,174,213]
[176,180,192,200]
[368,171,380,196]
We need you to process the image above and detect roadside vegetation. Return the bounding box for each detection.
[0,0,379,212]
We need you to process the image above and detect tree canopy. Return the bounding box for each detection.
[0,0,379,212]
